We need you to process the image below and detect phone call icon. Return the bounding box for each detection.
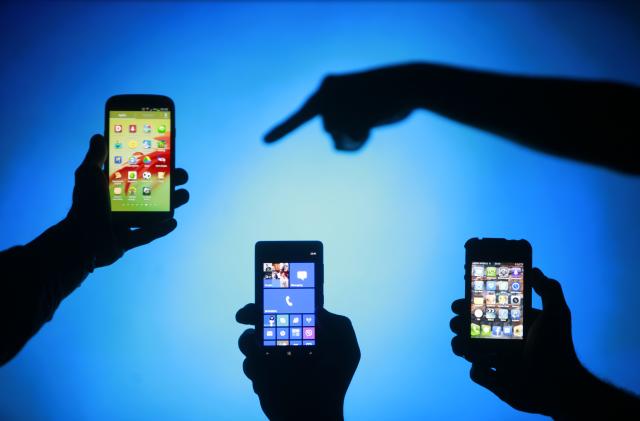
[285,296,293,307]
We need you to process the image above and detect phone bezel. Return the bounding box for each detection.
[255,241,324,356]
[464,238,532,352]
[104,94,176,226]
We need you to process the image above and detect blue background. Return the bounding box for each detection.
[1,1,640,419]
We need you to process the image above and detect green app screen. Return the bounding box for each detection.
[108,110,171,212]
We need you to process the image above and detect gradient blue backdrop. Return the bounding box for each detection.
[1,1,639,419]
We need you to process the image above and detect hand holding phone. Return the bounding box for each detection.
[236,304,360,420]
[451,258,584,416]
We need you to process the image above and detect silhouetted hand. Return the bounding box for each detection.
[450,268,583,417]
[264,66,422,151]
[236,303,360,420]
[67,134,189,267]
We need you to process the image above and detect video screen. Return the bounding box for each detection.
[108,109,171,212]
[470,262,524,340]
[262,262,315,347]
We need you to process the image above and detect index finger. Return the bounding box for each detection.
[264,91,321,143]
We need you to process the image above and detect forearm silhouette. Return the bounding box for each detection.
[266,62,640,175]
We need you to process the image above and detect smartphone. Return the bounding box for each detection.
[255,241,323,355]
[465,238,532,351]
[105,94,175,225]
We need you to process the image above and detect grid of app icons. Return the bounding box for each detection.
[263,262,316,347]
[109,111,170,211]
[470,262,524,340]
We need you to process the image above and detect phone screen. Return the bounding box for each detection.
[261,262,316,347]
[470,261,524,340]
[108,109,171,212]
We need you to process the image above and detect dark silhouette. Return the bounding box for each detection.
[236,303,360,421]
[0,134,189,366]
[265,62,640,175]
[450,268,640,419]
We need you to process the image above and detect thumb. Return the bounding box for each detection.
[81,134,107,168]
[530,268,569,317]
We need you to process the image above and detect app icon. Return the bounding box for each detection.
[485,280,496,291]
[143,156,151,165]
[143,124,152,133]
[114,171,122,179]
[113,187,122,195]
[157,140,166,149]
[142,139,152,149]
[158,171,165,180]
[492,325,503,337]
[128,156,138,164]
[511,309,521,321]
[142,171,151,180]
[470,323,481,337]
[290,340,302,346]
[290,315,302,326]
[473,307,483,319]
[290,328,302,338]
[128,171,137,180]
[142,186,151,196]
[297,271,308,281]
[128,140,138,149]
[511,294,523,305]
[114,124,122,133]
[497,281,509,291]
[498,267,509,278]
[513,324,523,337]
[158,156,166,164]
[264,315,276,327]
[129,124,136,133]
[511,267,523,278]
[511,281,521,291]
[497,293,509,305]
[473,280,484,291]
[277,340,290,346]
[503,324,513,336]
[277,315,289,326]
[264,341,276,346]
[303,340,315,346]
[485,292,496,305]
[481,324,492,337]
[157,124,166,133]
[472,265,484,277]
[473,296,484,305]
[277,328,289,339]
[285,295,293,307]
[303,314,315,326]
[498,308,509,320]
[115,141,123,149]
[264,328,275,338]
[485,267,497,278]
[485,308,496,320]
[303,327,315,339]
[128,186,137,196]
[114,156,122,164]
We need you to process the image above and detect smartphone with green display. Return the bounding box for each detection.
[105,95,175,225]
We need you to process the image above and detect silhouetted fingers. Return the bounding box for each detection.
[451,336,470,360]
[242,357,257,381]
[238,328,258,358]
[470,364,509,402]
[173,189,189,209]
[236,303,258,325]
[173,168,189,186]
[451,299,466,315]
[449,315,464,334]
[121,218,177,251]
[264,92,322,143]
[530,268,569,317]
[80,134,108,169]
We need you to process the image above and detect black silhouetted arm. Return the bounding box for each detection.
[0,219,95,365]
[266,63,640,175]
[0,134,190,366]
